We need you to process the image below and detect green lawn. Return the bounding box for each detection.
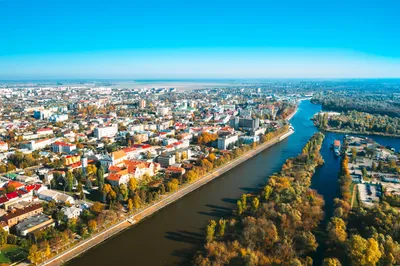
[350,182,359,208]
[0,244,27,264]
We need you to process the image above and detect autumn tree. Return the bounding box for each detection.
[102,184,117,203]
[217,219,226,237]
[167,178,179,192]
[28,244,42,264]
[43,240,51,258]
[237,200,244,215]
[347,235,381,266]
[88,219,97,233]
[322,258,342,266]
[252,197,260,212]
[90,202,104,215]
[128,178,137,192]
[127,198,134,213]
[133,193,141,209]
[327,217,347,243]
[197,132,218,146]
[206,220,217,243]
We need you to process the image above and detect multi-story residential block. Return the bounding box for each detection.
[158,154,176,167]
[237,118,260,130]
[217,134,239,150]
[94,124,118,139]
[37,128,54,137]
[52,141,76,154]
[2,204,43,227]
[34,109,52,120]
[21,139,52,151]
[49,113,68,122]
[157,107,169,116]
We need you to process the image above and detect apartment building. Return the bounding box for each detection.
[2,204,43,227]
[94,124,118,139]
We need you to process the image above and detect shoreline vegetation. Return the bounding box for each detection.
[321,157,400,265]
[40,126,294,266]
[313,111,400,138]
[311,93,400,118]
[319,128,400,138]
[193,132,325,265]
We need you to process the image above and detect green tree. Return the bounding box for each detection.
[96,165,105,190]
[217,219,226,237]
[66,170,74,192]
[77,182,84,199]
[206,220,217,243]
[252,197,259,212]
[237,200,244,215]
[159,184,166,194]
[0,228,7,247]
[264,185,273,200]
[362,167,368,178]
[119,184,129,201]
[241,194,247,210]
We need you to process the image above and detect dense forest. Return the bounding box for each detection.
[312,91,400,118]
[313,111,400,136]
[194,132,325,266]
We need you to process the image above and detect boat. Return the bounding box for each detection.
[333,140,341,156]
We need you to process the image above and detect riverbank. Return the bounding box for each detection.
[193,132,325,265]
[286,107,298,121]
[319,127,400,138]
[40,128,294,266]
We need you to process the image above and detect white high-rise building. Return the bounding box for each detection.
[157,107,169,116]
[94,124,118,139]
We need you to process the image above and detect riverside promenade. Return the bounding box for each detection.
[40,128,294,266]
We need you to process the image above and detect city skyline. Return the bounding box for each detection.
[1,0,400,79]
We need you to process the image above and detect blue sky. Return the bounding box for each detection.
[1,0,399,79]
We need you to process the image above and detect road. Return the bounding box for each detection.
[40,129,293,266]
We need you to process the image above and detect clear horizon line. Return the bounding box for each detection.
[1,77,400,82]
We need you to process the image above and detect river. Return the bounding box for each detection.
[69,100,400,266]
[69,100,320,265]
